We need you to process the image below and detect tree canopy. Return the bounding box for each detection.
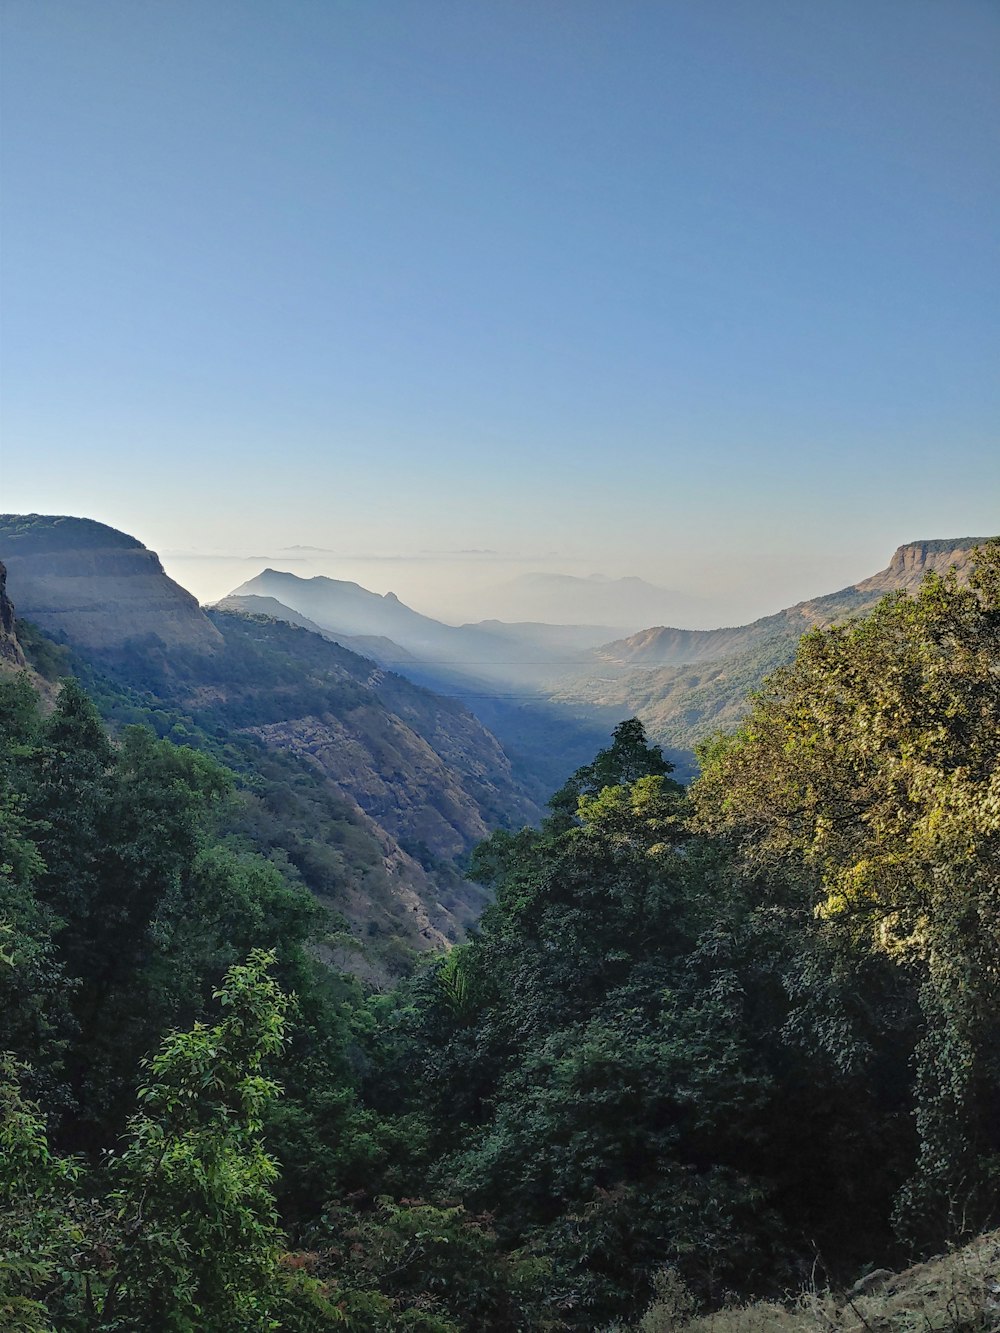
[2,540,999,1328]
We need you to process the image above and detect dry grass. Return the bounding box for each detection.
[630,1231,1000,1332]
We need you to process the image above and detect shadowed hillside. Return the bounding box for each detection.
[0,513,223,654]
[0,516,548,972]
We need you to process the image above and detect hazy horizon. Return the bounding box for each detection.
[162,529,988,632]
[2,2,997,618]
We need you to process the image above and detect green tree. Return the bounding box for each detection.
[0,676,68,1101]
[101,949,289,1332]
[694,540,1000,1246]
[547,717,678,829]
[0,1054,81,1333]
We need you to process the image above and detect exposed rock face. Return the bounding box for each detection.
[246,710,494,860]
[204,609,537,860]
[0,515,222,655]
[0,561,27,669]
[853,539,986,595]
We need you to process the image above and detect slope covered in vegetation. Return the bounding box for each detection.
[1,540,998,1329]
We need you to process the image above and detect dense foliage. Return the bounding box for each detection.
[1,541,998,1329]
[24,620,485,979]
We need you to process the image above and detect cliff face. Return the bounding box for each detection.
[0,562,27,669]
[0,515,222,655]
[853,539,985,595]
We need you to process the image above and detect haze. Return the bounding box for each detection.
[2,1,997,628]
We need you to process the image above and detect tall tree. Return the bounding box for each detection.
[694,540,1000,1245]
[101,950,289,1332]
[547,717,679,829]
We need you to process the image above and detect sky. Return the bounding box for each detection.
[1,0,997,626]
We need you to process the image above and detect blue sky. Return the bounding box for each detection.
[1,0,997,622]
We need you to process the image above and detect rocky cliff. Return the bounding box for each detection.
[0,515,222,655]
[205,609,537,860]
[853,538,986,595]
[0,561,27,669]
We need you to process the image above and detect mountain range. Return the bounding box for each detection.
[222,538,993,771]
[220,570,620,791]
[224,569,614,678]
[475,570,702,628]
[1,513,991,972]
[0,515,542,976]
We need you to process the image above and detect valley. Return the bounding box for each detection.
[1,513,990,977]
[2,512,999,1328]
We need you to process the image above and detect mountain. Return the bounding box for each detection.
[225,572,645,690]
[0,515,223,654]
[481,570,703,628]
[590,539,990,671]
[552,538,994,752]
[227,569,474,657]
[226,569,573,678]
[214,592,422,666]
[0,516,544,973]
[461,619,621,653]
[222,575,626,796]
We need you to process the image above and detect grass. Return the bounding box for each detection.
[627,1232,1000,1332]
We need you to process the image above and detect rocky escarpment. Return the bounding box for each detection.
[853,538,987,595]
[204,609,538,859]
[0,515,222,655]
[0,561,27,669]
[591,538,991,670]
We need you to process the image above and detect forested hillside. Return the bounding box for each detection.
[221,570,623,796]
[0,515,547,975]
[2,540,999,1329]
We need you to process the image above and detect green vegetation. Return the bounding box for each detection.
[19,610,515,974]
[1,540,998,1328]
[0,515,144,555]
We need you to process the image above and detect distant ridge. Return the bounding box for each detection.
[481,569,701,628]
[225,569,594,677]
[590,538,992,670]
[553,537,996,751]
[214,592,421,665]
